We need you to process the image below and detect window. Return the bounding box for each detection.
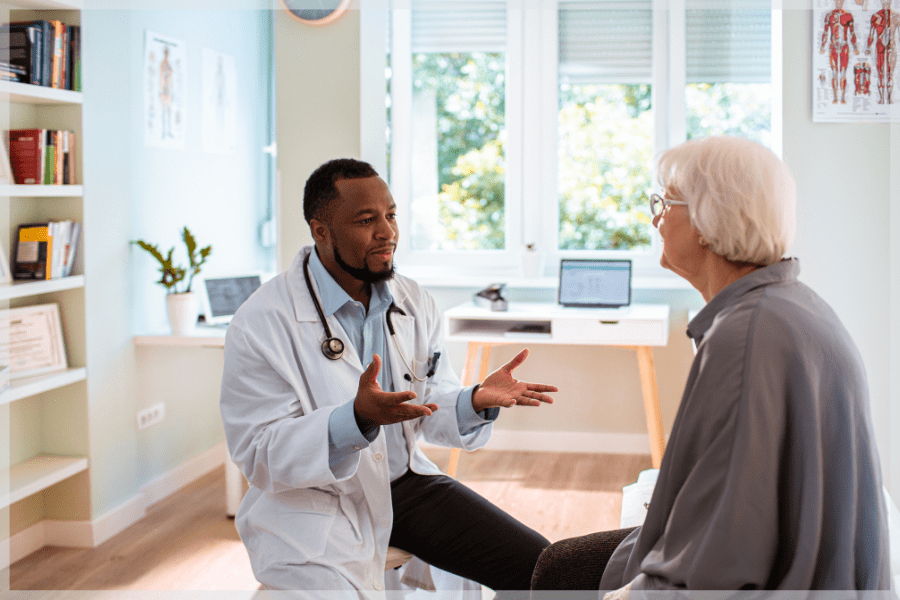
[557,2,654,252]
[684,2,772,144]
[382,0,776,278]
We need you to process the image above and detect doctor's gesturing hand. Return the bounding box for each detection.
[354,353,439,426]
[471,348,558,412]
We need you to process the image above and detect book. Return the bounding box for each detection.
[14,222,51,280]
[63,221,80,277]
[0,24,38,84]
[33,20,51,87]
[50,20,63,89]
[60,23,68,90]
[0,134,13,184]
[69,25,80,92]
[0,239,11,283]
[43,130,55,184]
[7,129,43,184]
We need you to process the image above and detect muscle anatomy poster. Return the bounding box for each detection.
[813,0,899,122]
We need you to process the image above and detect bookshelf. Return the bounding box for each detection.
[0,80,82,105]
[2,0,89,562]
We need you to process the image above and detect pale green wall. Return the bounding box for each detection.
[275,9,361,272]
[81,8,270,518]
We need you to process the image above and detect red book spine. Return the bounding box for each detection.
[7,129,43,184]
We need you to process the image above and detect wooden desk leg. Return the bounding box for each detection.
[635,346,665,469]
[225,448,246,517]
[447,342,493,478]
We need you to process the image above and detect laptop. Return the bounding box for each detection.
[557,259,632,308]
[199,274,263,326]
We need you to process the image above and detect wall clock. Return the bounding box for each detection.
[279,0,352,27]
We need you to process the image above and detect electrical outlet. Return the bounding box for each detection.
[136,403,165,431]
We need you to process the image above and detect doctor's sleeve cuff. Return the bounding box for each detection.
[328,398,378,471]
[456,385,500,437]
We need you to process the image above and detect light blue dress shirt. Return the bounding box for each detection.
[308,250,496,481]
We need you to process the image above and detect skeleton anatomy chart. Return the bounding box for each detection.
[813,0,900,122]
[145,31,187,148]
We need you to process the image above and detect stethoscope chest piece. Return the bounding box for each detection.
[322,337,344,360]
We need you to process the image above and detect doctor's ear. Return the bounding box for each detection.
[309,219,330,244]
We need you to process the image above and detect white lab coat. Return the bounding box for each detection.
[220,246,493,597]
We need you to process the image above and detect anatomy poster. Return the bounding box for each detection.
[813,0,900,122]
[145,31,187,148]
[201,49,237,154]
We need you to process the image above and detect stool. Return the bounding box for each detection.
[386,546,414,570]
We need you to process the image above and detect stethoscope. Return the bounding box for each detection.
[303,254,440,382]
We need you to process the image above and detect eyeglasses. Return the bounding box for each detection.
[649,193,688,217]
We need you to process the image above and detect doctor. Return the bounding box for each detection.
[220,158,558,597]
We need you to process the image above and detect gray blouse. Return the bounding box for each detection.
[599,258,889,591]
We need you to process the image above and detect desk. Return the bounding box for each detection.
[443,302,670,469]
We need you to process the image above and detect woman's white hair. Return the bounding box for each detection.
[656,136,797,266]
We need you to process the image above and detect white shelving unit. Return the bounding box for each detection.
[1,455,88,509]
[0,273,84,300]
[0,183,83,197]
[2,0,89,550]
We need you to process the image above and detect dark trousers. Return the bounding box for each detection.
[390,470,550,596]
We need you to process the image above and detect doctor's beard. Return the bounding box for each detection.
[333,243,396,284]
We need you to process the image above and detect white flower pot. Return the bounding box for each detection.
[166,291,198,335]
[521,250,545,278]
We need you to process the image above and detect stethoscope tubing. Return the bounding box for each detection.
[303,252,436,381]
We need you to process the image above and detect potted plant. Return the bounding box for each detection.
[132,227,212,335]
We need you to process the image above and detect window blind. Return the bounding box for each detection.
[411,1,507,54]
[558,1,653,85]
[686,3,771,83]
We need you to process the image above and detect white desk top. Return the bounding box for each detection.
[444,302,670,346]
[133,327,226,348]
[443,302,669,321]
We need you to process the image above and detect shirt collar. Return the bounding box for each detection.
[687,257,801,343]
[308,248,394,317]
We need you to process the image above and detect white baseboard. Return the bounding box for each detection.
[141,442,227,508]
[420,430,655,455]
[486,430,652,455]
[3,521,45,569]
[7,441,228,563]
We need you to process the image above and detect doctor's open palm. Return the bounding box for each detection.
[472,349,558,412]
[354,354,439,426]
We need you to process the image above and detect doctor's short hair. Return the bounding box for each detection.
[656,135,797,266]
[304,158,380,224]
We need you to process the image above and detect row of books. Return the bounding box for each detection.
[0,20,81,91]
[6,129,77,185]
[12,221,81,281]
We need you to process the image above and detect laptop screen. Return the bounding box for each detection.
[558,259,632,308]
[202,275,262,323]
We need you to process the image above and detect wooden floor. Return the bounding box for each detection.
[10,449,651,591]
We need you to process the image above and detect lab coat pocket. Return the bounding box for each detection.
[278,510,335,561]
[253,490,339,564]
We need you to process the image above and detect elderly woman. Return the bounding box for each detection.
[532,136,889,593]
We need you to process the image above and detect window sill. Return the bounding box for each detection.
[398,270,695,291]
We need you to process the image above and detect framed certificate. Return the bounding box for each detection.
[0,303,68,379]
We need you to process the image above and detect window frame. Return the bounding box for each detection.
[363,0,781,282]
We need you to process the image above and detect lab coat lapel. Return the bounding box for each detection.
[386,310,416,392]
[288,248,364,374]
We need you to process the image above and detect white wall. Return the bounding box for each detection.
[781,3,899,496]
